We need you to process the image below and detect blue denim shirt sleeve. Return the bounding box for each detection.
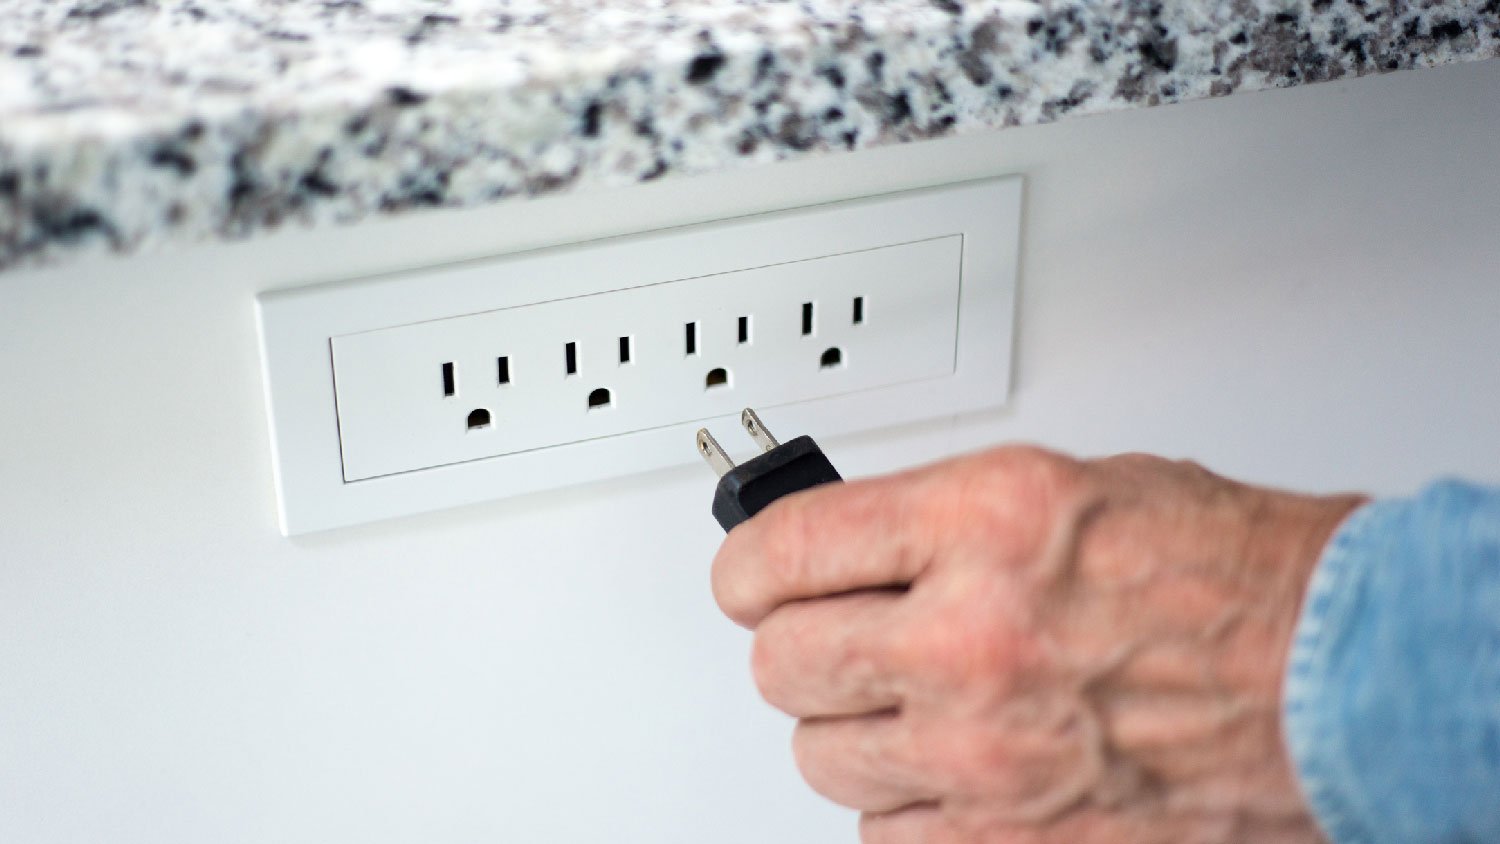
[1283,480,1500,844]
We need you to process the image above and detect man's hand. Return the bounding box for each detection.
[711,446,1365,844]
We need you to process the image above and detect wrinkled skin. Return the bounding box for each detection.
[711,446,1366,844]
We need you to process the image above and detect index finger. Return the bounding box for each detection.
[709,444,1086,628]
[710,469,938,628]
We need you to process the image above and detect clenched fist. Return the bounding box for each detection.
[711,446,1365,844]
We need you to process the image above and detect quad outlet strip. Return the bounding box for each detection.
[257,177,1022,534]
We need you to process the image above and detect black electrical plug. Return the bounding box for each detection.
[697,408,843,532]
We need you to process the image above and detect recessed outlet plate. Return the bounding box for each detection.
[332,236,962,481]
[257,177,1022,534]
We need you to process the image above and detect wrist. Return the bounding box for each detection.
[1247,489,1370,793]
[1103,485,1370,822]
[1248,490,1370,654]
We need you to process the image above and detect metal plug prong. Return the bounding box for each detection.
[741,407,780,453]
[696,428,736,477]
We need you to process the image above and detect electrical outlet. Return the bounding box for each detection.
[332,236,959,481]
[258,177,1022,534]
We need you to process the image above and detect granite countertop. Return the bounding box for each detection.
[1,0,1496,272]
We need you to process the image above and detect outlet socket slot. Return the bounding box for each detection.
[442,362,456,397]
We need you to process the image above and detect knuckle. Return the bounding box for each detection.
[1169,456,1235,492]
[917,619,980,684]
[987,443,1073,477]
[1106,450,1163,467]
[752,498,816,587]
[709,530,759,624]
[1103,451,1218,486]
[941,811,995,844]
[790,721,841,801]
[757,482,821,541]
[917,722,1012,793]
[968,445,1095,523]
[1017,448,1090,505]
[859,812,949,844]
[710,502,813,626]
[1168,455,1212,475]
[904,596,1018,691]
[957,728,1015,784]
[748,623,791,709]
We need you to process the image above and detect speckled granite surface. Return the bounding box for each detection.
[1,0,1496,271]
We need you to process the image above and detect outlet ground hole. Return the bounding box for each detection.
[820,347,843,369]
[705,367,729,389]
[588,388,612,410]
[466,408,492,430]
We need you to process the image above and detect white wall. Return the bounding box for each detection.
[3,58,1498,844]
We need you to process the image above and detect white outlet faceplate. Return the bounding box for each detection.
[258,177,1022,534]
[333,236,961,481]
